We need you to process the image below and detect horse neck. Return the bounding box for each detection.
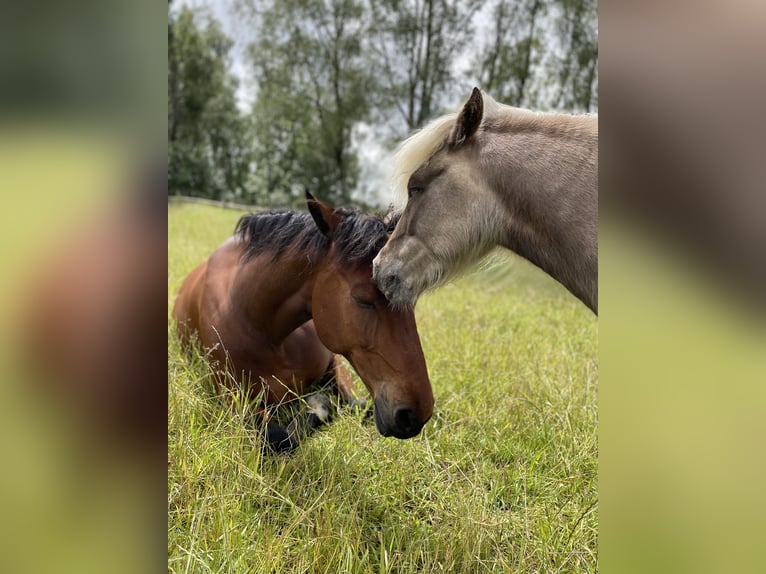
[231,246,325,342]
[485,119,598,312]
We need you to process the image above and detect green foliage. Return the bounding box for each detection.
[168,5,253,200]
[552,0,598,111]
[367,0,483,134]
[477,0,546,108]
[245,0,373,207]
[475,0,597,113]
[168,203,598,572]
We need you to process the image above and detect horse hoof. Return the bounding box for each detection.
[265,424,296,453]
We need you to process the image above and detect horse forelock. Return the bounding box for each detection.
[334,209,400,265]
[235,207,397,267]
[391,114,457,209]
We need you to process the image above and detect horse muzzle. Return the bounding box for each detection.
[372,257,416,307]
[373,397,430,439]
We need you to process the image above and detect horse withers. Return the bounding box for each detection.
[373,87,598,314]
[173,192,433,451]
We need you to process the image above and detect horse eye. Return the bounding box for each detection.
[407,186,424,199]
[351,294,376,310]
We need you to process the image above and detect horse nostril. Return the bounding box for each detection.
[394,406,420,435]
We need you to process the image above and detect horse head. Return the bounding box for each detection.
[306,192,434,439]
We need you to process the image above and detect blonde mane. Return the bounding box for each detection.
[390,91,594,208]
[391,114,457,209]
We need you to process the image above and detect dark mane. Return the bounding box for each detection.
[235,206,400,266]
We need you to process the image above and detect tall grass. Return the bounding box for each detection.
[168,202,598,573]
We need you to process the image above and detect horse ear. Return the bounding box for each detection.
[448,87,484,148]
[306,189,341,237]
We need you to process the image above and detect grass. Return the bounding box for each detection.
[168,201,598,573]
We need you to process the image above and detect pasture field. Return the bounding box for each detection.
[168,201,598,573]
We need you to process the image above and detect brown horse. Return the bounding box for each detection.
[373,88,598,314]
[173,192,433,451]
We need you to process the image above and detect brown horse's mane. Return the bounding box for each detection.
[235,207,400,266]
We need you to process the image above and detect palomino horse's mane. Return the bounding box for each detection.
[390,91,596,207]
[235,207,400,265]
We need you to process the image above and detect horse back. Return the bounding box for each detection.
[172,237,242,348]
[172,259,207,349]
[172,239,334,401]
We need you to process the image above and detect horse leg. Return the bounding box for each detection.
[264,419,294,452]
[263,393,333,453]
[286,392,333,439]
[263,358,373,453]
[330,356,358,404]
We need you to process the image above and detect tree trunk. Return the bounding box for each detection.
[516,0,541,106]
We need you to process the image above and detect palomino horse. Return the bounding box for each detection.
[373,88,598,314]
[173,192,433,451]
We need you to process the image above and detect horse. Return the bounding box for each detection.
[372,87,598,314]
[172,192,434,452]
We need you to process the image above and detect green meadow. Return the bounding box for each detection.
[168,201,598,573]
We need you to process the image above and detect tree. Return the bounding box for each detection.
[168,3,252,199]
[552,0,598,111]
[476,0,546,108]
[366,0,483,135]
[474,0,597,113]
[240,0,373,207]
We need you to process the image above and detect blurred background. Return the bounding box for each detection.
[0,0,764,572]
[0,1,165,573]
[600,2,766,572]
